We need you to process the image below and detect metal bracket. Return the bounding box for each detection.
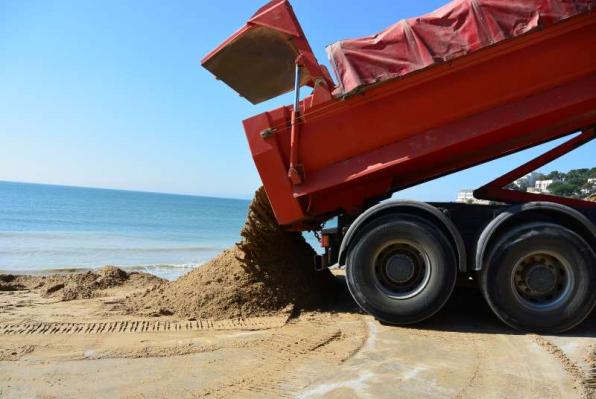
[260,128,276,139]
[288,62,304,185]
[474,127,596,208]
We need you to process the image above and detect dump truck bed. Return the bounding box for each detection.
[204,1,596,229]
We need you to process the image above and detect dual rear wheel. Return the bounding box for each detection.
[478,222,596,333]
[346,216,596,333]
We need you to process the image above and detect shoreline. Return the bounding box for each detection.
[0,262,202,281]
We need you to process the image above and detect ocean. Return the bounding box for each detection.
[0,181,255,280]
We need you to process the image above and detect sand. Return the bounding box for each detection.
[3,188,336,320]
[1,276,594,398]
[124,187,337,320]
[0,266,162,301]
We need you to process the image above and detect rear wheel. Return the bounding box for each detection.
[346,216,457,324]
[479,222,596,333]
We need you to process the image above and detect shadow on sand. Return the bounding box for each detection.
[323,272,596,338]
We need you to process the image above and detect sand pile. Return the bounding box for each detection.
[0,267,163,301]
[125,187,337,320]
[0,275,26,292]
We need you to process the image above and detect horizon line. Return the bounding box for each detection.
[0,179,253,202]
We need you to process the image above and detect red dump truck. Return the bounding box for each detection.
[203,0,596,333]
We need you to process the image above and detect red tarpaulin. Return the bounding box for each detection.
[327,0,594,95]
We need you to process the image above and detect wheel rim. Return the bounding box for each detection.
[511,250,574,311]
[372,240,431,299]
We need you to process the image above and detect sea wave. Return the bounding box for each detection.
[0,262,203,280]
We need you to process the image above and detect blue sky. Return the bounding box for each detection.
[0,0,593,200]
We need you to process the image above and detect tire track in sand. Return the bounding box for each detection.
[0,315,289,335]
[532,335,591,399]
[195,314,368,398]
[584,346,596,398]
[453,337,484,399]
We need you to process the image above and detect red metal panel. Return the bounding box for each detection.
[296,74,596,198]
[305,77,596,219]
[201,0,331,104]
[243,112,305,224]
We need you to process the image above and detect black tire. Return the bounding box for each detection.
[346,216,457,325]
[478,222,596,334]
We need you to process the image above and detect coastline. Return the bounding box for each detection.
[0,262,202,281]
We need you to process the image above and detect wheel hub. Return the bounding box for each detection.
[525,264,556,294]
[512,252,572,309]
[385,254,416,283]
[373,242,431,300]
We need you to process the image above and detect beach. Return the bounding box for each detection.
[1,267,595,398]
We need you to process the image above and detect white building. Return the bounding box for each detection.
[527,187,541,194]
[513,172,543,189]
[456,190,490,205]
[584,178,596,196]
[534,179,554,193]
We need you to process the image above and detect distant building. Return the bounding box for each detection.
[534,179,554,193]
[513,172,542,189]
[456,190,474,203]
[527,187,541,194]
[584,178,596,196]
[456,190,490,205]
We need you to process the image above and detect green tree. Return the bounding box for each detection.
[516,180,529,192]
[548,182,577,198]
[546,170,563,181]
[503,168,595,198]
[565,168,589,187]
